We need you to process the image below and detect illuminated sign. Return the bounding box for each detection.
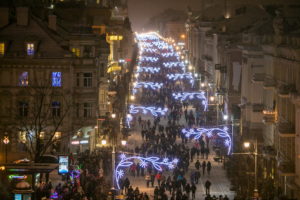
[58,155,69,174]
[15,194,22,200]
[71,141,80,145]
[8,175,27,180]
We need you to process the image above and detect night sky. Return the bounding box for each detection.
[128,0,202,31]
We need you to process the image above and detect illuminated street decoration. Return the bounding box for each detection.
[126,114,133,128]
[133,82,163,94]
[167,73,194,86]
[129,105,168,116]
[163,62,185,68]
[182,127,232,155]
[116,154,178,189]
[137,67,160,73]
[161,52,177,57]
[173,92,208,111]
[140,56,159,62]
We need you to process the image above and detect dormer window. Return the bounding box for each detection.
[0,43,4,55]
[27,43,35,55]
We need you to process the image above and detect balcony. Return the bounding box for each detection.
[262,109,277,123]
[252,73,265,83]
[277,84,296,98]
[263,78,276,90]
[278,161,295,176]
[215,64,227,73]
[262,110,276,124]
[278,122,295,137]
[252,103,264,112]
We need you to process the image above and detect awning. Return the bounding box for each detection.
[107,62,122,73]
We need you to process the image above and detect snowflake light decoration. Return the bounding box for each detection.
[115,155,178,189]
[167,73,194,86]
[129,105,168,117]
[132,82,163,94]
[140,56,159,62]
[172,92,208,111]
[182,127,232,155]
[137,67,160,73]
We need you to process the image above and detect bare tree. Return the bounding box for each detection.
[12,79,73,162]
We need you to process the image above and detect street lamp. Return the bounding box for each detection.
[243,140,259,198]
[121,140,127,146]
[243,142,250,148]
[3,135,9,163]
[101,139,107,145]
[130,95,135,101]
[223,114,229,121]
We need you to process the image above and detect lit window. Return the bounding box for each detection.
[0,43,4,55]
[83,73,92,87]
[83,103,92,118]
[27,43,34,55]
[39,132,45,139]
[71,48,80,57]
[19,131,27,143]
[52,72,62,87]
[19,72,29,86]
[52,101,61,117]
[19,101,28,117]
[54,132,61,139]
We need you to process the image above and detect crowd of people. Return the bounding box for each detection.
[117,34,233,200]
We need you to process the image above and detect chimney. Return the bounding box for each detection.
[0,8,9,28]
[16,7,29,26]
[48,15,57,31]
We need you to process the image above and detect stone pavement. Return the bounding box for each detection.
[124,111,235,200]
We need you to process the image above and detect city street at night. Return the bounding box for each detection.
[0,1,300,200]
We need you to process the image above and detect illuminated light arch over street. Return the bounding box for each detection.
[182,127,232,155]
[172,92,208,111]
[132,82,163,94]
[129,105,168,117]
[115,154,178,189]
[167,73,194,86]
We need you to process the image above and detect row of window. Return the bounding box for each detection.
[0,42,82,57]
[17,72,93,87]
[0,42,35,56]
[19,102,93,118]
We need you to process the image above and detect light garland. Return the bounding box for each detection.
[167,73,194,86]
[126,114,133,128]
[115,154,178,189]
[163,61,185,69]
[129,105,168,116]
[133,82,163,94]
[137,67,160,73]
[173,92,208,111]
[182,127,232,155]
[140,56,159,62]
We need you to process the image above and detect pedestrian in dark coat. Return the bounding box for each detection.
[195,160,201,170]
[191,184,197,199]
[202,161,206,175]
[207,161,212,175]
[205,180,211,195]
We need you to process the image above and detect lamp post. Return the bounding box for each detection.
[244,140,259,199]
[101,117,127,192]
[3,135,9,163]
